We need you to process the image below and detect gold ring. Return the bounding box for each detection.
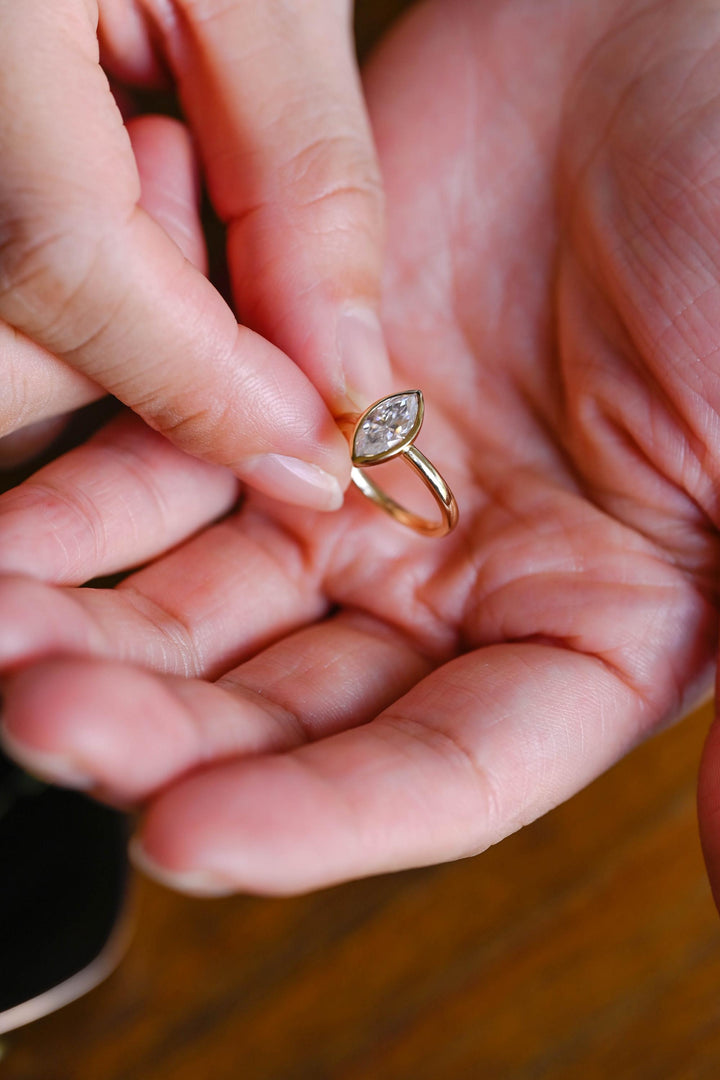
[349,391,458,537]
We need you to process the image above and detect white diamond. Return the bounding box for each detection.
[354,392,420,460]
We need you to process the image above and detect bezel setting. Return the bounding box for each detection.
[351,390,424,467]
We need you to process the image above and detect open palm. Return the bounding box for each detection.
[2,0,719,896]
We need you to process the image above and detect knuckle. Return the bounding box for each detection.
[137,389,235,464]
[284,132,385,222]
[377,711,503,842]
[24,478,108,573]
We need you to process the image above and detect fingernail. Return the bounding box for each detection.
[337,307,393,411]
[129,838,235,897]
[0,725,94,790]
[242,454,344,511]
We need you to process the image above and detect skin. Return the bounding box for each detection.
[0,0,393,506]
[3,0,720,901]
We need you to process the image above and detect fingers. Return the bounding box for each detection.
[0,501,328,676]
[0,2,349,509]
[0,411,239,583]
[0,639,653,896]
[0,612,431,803]
[127,113,209,275]
[126,643,650,895]
[142,0,392,412]
[127,113,208,274]
[0,112,206,455]
[0,119,230,578]
[98,0,167,87]
[0,321,101,444]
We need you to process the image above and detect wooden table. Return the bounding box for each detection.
[3,2,720,1076]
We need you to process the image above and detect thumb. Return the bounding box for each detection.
[139,0,393,414]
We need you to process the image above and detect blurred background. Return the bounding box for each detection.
[2,1,720,1077]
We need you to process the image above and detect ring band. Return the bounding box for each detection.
[349,391,459,538]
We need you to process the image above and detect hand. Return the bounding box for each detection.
[0,0,391,506]
[1,0,719,897]
[0,109,205,468]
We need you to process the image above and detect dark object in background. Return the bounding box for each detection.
[0,748,131,1034]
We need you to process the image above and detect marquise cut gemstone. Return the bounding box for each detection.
[354,392,421,460]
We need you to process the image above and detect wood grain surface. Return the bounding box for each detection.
[2,2,720,1077]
